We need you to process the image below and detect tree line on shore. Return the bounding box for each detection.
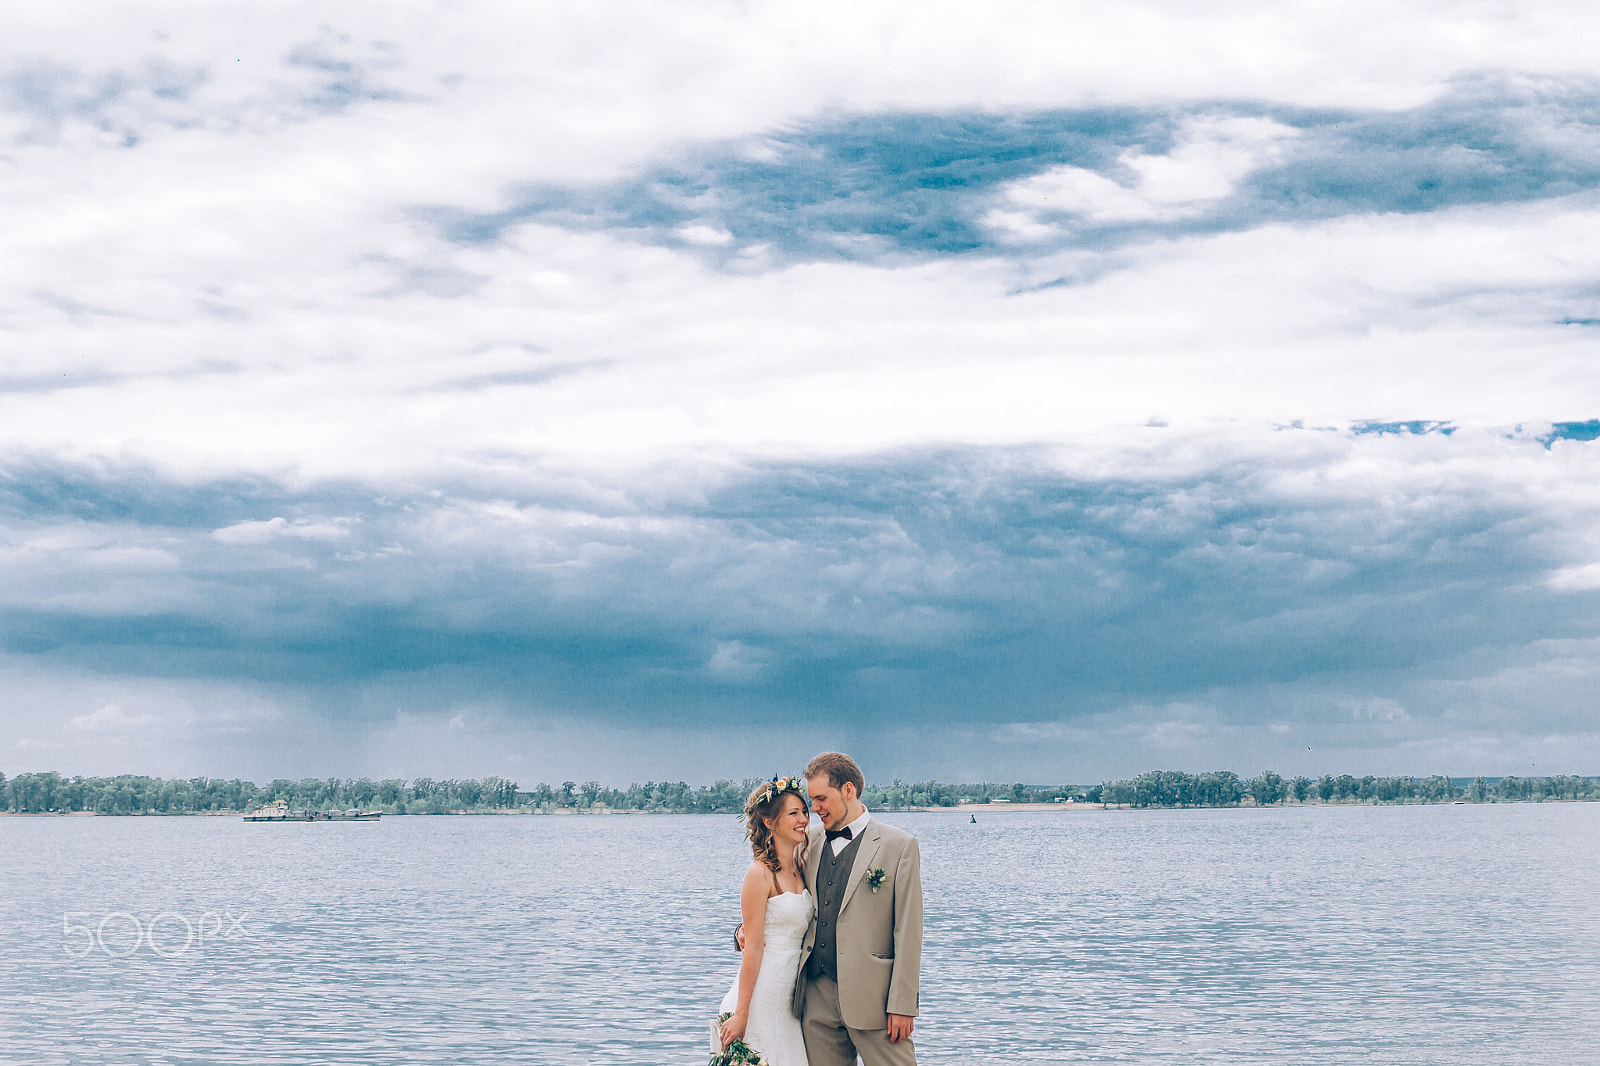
[0,768,1595,815]
[0,771,520,816]
[1085,770,1599,807]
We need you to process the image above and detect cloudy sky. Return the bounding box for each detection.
[5,1,1600,787]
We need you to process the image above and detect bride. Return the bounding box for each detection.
[717,776,812,1066]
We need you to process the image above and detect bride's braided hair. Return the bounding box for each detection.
[744,775,808,874]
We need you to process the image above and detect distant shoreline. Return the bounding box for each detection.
[5,769,1595,815]
[4,797,1595,818]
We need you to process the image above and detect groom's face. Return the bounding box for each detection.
[806,775,855,831]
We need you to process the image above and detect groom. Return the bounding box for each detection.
[794,751,922,1066]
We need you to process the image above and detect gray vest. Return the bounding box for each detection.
[807,831,864,980]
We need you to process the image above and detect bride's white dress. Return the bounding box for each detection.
[719,890,812,1066]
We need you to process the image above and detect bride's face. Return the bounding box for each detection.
[767,793,809,847]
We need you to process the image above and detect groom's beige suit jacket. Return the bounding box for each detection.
[790,818,922,1030]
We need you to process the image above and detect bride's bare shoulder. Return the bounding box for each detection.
[741,861,780,912]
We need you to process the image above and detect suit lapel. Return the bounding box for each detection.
[804,825,824,891]
[837,821,883,912]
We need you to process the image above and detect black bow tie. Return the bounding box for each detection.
[825,826,853,842]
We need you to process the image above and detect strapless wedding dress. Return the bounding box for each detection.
[719,890,812,1066]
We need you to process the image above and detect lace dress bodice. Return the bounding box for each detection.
[757,890,812,949]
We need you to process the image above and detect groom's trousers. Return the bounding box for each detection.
[801,975,916,1066]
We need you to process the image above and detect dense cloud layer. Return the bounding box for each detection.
[5,428,1600,781]
[4,3,1600,782]
[438,77,1600,270]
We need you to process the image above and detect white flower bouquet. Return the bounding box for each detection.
[710,1012,770,1066]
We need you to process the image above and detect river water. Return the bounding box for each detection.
[1,803,1597,1064]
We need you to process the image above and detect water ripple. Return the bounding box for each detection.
[1,804,1597,1064]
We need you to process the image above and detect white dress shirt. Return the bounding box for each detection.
[828,808,873,856]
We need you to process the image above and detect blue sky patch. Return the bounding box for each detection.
[1351,420,1457,437]
[1544,419,1600,444]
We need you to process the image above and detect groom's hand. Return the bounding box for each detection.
[733,923,745,951]
[886,1014,914,1042]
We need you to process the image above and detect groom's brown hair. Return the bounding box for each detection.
[805,751,865,797]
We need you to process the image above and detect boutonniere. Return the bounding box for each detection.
[865,866,886,892]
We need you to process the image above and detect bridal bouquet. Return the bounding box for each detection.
[710,1013,770,1066]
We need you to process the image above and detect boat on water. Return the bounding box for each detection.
[243,800,380,822]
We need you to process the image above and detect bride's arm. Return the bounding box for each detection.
[720,863,770,1045]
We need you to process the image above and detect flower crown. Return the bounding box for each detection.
[752,774,804,810]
